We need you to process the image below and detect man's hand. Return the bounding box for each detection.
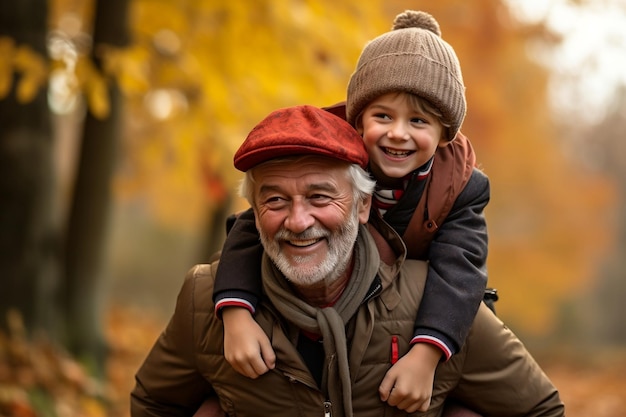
[222,307,276,378]
[379,342,441,413]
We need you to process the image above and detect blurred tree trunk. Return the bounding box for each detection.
[62,0,130,371]
[0,0,60,336]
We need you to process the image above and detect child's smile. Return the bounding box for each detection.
[381,146,415,159]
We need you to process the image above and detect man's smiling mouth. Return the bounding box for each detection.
[288,238,321,247]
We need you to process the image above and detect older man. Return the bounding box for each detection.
[131,105,564,417]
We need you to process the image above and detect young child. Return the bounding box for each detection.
[213,10,492,413]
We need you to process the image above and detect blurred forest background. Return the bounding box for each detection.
[1,0,625,416]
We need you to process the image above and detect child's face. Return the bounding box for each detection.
[357,92,448,185]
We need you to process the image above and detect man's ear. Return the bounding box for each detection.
[358,195,372,224]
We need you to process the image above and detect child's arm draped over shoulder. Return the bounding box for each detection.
[213,207,276,378]
[213,208,263,311]
[413,169,490,359]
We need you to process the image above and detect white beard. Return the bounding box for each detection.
[259,210,359,287]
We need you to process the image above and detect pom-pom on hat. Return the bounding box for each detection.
[347,10,466,141]
[234,105,369,172]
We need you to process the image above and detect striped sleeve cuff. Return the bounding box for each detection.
[214,298,256,316]
[410,335,453,361]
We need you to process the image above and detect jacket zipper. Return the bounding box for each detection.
[391,335,399,364]
[324,401,332,417]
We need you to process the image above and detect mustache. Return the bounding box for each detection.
[274,226,328,242]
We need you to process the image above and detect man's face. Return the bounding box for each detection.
[252,157,370,288]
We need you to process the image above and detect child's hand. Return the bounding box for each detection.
[379,342,441,413]
[222,307,276,379]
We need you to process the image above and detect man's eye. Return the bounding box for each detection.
[263,196,286,207]
[310,194,332,203]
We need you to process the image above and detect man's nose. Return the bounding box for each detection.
[284,201,315,233]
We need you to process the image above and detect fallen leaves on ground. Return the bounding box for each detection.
[0,310,108,417]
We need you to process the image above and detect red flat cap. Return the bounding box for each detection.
[234,105,368,172]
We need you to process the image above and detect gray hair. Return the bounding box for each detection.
[238,155,375,208]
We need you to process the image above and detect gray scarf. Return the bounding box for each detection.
[261,225,380,417]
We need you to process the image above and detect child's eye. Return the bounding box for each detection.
[371,112,391,120]
[410,117,427,124]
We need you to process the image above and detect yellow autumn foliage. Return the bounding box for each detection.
[100,45,151,96]
[0,39,49,103]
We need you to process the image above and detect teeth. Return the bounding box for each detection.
[384,147,411,157]
[290,239,319,247]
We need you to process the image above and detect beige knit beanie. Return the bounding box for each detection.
[347,10,466,141]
